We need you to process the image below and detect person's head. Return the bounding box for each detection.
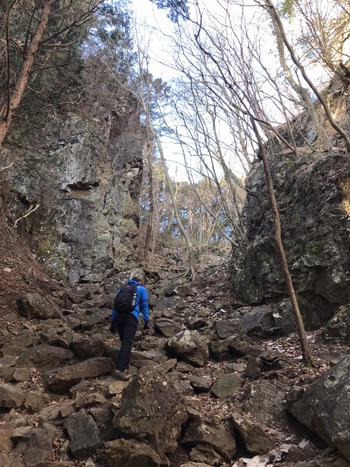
[131,276,142,284]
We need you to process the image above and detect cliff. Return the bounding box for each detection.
[1,87,145,286]
[230,84,350,328]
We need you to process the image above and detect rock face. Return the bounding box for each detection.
[230,146,350,328]
[3,89,144,285]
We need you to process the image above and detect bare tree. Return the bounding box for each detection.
[260,0,350,151]
[161,0,316,363]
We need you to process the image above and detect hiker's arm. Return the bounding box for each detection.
[140,288,149,323]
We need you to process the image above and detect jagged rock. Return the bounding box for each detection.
[24,391,50,412]
[17,293,62,320]
[284,440,318,462]
[243,380,290,426]
[42,357,114,393]
[75,391,108,409]
[154,318,182,337]
[105,438,168,467]
[186,315,209,330]
[0,329,38,349]
[210,334,262,362]
[230,151,350,327]
[321,305,350,343]
[36,322,73,349]
[82,293,114,309]
[0,384,25,408]
[187,375,211,393]
[55,286,99,304]
[80,311,109,330]
[37,402,76,422]
[290,355,350,461]
[213,319,247,339]
[272,299,298,335]
[63,409,102,460]
[181,418,236,464]
[0,422,14,453]
[166,330,209,367]
[245,355,262,378]
[7,96,144,285]
[113,365,188,456]
[12,427,53,467]
[2,367,31,382]
[230,412,275,454]
[210,373,243,398]
[155,295,181,312]
[70,336,106,358]
[17,344,75,371]
[240,306,275,337]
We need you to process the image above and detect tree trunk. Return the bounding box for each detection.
[252,118,313,366]
[0,0,52,146]
[154,132,196,279]
[143,112,155,265]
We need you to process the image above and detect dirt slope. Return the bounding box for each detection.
[0,215,59,317]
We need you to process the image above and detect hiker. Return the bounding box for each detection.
[109,276,149,381]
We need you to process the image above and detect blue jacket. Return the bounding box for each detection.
[111,279,149,323]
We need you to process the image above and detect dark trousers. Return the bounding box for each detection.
[115,313,138,371]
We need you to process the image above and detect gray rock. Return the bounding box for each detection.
[42,357,114,393]
[113,366,188,456]
[230,151,350,327]
[210,373,243,398]
[166,330,209,367]
[0,384,25,408]
[182,418,236,463]
[70,336,106,358]
[290,355,350,461]
[64,409,102,460]
[230,412,275,454]
[12,428,53,467]
[210,334,262,362]
[321,305,350,343]
[213,318,247,339]
[154,318,182,337]
[17,344,75,371]
[17,293,62,320]
[24,391,50,412]
[243,380,290,426]
[241,306,275,337]
[105,438,168,467]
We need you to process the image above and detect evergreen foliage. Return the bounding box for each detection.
[0,0,134,131]
[148,0,189,22]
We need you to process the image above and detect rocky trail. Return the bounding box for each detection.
[0,220,350,466]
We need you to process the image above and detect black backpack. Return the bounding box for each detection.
[113,283,137,313]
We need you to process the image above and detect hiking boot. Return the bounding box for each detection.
[113,370,130,382]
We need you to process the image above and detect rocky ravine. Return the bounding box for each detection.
[0,253,350,467]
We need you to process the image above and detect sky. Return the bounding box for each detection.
[130,0,197,181]
[128,1,275,182]
[130,0,177,79]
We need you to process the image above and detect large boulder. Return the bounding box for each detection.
[166,330,209,367]
[181,418,236,465]
[17,293,62,320]
[63,409,102,460]
[230,150,350,328]
[290,355,350,461]
[113,365,188,457]
[42,357,114,393]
